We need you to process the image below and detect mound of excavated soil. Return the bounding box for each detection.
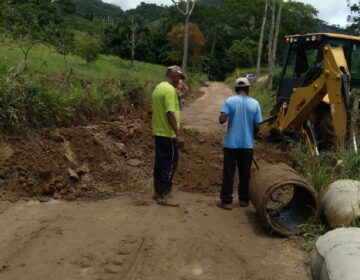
[0,112,154,201]
[0,110,293,202]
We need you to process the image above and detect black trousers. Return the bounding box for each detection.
[153,136,178,197]
[220,148,253,204]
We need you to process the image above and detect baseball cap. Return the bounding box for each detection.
[168,65,186,79]
[235,77,250,88]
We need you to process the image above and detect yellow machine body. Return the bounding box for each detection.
[269,33,360,154]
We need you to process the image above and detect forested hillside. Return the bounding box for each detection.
[0,0,353,134]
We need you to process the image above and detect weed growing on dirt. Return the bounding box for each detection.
[183,127,199,137]
[297,218,327,253]
[290,142,360,192]
[0,74,149,134]
[350,217,360,227]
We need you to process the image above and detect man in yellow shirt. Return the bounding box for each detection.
[152,65,185,207]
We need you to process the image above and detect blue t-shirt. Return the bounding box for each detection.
[220,95,263,149]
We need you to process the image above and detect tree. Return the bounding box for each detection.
[256,0,268,88]
[56,0,76,14]
[167,23,206,65]
[347,0,360,34]
[123,15,145,66]
[0,0,62,76]
[267,0,283,91]
[171,0,197,73]
[51,29,76,86]
[75,33,101,64]
[227,38,258,68]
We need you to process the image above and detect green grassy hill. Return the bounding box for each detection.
[0,44,205,133]
[0,45,165,85]
[72,0,123,19]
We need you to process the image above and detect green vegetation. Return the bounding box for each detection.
[298,218,327,253]
[0,44,162,134]
[183,127,199,137]
[291,145,360,192]
[291,144,360,249]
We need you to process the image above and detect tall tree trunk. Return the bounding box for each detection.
[255,0,268,88]
[268,1,283,91]
[171,0,196,74]
[267,0,276,91]
[182,14,190,71]
[210,39,216,56]
[131,31,135,66]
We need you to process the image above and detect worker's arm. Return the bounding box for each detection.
[167,111,184,148]
[219,112,228,124]
[254,124,261,138]
[254,104,263,139]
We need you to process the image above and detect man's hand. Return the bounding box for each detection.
[219,112,228,124]
[176,134,185,148]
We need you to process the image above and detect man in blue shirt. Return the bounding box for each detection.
[217,77,263,210]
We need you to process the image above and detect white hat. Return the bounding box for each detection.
[168,65,186,79]
[235,77,250,87]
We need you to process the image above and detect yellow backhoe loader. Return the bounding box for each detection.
[266,33,359,155]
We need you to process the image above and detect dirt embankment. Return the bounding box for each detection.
[0,83,293,202]
[0,82,309,280]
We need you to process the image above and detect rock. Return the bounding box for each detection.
[76,163,90,176]
[92,137,101,146]
[196,159,203,164]
[48,131,64,143]
[127,159,141,167]
[53,193,62,200]
[39,197,50,203]
[42,184,55,195]
[19,177,27,184]
[199,139,206,144]
[116,142,127,155]
[68,168,80,182]
[38,170,52,180]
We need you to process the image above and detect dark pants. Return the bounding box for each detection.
[154,136,178,197]
[220,148,253,204]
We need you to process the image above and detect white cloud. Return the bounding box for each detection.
[104,0,352,27]
[299,0,350,27]
[106,0,172,10]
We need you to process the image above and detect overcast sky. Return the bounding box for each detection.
[104,0,354,27]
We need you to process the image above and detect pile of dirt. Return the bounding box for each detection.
[0,109,293,202]
[0,112,153,201]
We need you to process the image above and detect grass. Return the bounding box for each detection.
[290,143,360,192]
[183,127,199,137]
[290,142,360,251]
[0,44,166,88]
[297,217,327,253]
[0,43,206,134]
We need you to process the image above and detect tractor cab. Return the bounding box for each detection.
[277,33,360,103]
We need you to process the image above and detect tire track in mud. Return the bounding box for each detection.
[0,214,60,274]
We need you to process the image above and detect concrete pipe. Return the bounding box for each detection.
[249,162,318,236]
[320,179,360,228]
[311,227,360,280]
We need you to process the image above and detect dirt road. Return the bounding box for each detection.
[0,82,309,280]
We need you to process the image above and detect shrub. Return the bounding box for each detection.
[75,33,101,64]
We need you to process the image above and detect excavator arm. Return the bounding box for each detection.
[270,45,350,154]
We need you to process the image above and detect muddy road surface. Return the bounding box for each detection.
[0,82,309,280]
